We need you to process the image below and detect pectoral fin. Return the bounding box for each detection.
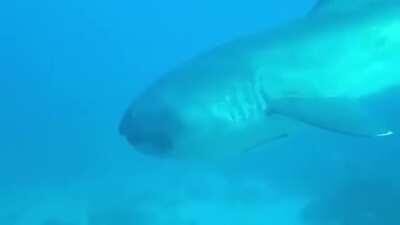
[267,97,393,137]
[244,133,289,152]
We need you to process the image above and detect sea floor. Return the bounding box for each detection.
[0,166,309,225]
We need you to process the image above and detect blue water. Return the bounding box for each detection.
[1,0,399,224]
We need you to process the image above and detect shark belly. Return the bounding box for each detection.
[122,56,292,159]
[165,76,296,159]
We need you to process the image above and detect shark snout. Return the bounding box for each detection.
[119,107,181,157]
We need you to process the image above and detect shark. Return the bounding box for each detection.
[119,0,398,159]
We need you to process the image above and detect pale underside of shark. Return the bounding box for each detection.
[120,0,399,159]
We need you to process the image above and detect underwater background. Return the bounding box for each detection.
[1,0,400,224]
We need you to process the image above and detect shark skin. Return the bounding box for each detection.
[120,0,399,159]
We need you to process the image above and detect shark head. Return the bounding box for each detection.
[119,100,183,157]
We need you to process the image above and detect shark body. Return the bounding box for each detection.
[120,0,399,159]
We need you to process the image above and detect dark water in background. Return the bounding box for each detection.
[1,0,400,224]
